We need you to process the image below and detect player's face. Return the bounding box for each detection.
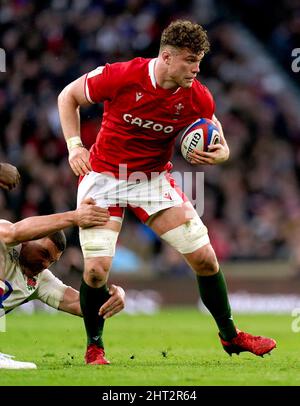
[167,48,204,88]
[19,237,62,277]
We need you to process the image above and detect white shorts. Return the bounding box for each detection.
[77,171,188,222]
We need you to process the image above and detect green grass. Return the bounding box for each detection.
[0,309,299,386]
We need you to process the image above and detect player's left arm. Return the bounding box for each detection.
[189,114,230,165]
[57,286,81,316]
[58,284,125,319]
[0,199,109,246]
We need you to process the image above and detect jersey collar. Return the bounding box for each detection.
[148,58,157,88]
[148,58,180,94]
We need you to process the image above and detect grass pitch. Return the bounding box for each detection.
[0,308,299,386]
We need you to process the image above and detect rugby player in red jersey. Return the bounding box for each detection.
[58,20,276,365]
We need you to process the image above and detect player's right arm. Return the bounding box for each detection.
[57,75,92,177]
[0,198,109,245]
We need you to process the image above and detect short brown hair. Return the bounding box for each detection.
[160,20,210,55]
[48,230,66,252]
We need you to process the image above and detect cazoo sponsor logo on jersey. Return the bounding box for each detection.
[123,114,174,133]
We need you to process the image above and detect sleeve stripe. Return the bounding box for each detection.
[84,73,95,104]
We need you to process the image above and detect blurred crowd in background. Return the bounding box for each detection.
[1,0,300,279]
[223,0,300,83]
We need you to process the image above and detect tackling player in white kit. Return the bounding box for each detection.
[0,199,125,369]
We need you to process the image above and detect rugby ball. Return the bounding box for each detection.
[180,118,220,162]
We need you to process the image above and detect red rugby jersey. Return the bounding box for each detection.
[85,57,215,177]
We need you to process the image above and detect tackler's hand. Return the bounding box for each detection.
[0,163,20,190]
[75,198,110,228]
[99,285,125,319]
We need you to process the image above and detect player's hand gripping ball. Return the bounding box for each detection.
[180,118,220,163]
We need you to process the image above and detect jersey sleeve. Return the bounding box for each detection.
[35,269,68,310]
[85,62,123,104]
[0,219,11,224]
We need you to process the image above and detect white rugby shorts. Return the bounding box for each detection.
[77,171,188,222]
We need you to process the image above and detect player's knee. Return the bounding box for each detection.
[160,215,209,254]
[188,244,219,276]
[85,257,111,284]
